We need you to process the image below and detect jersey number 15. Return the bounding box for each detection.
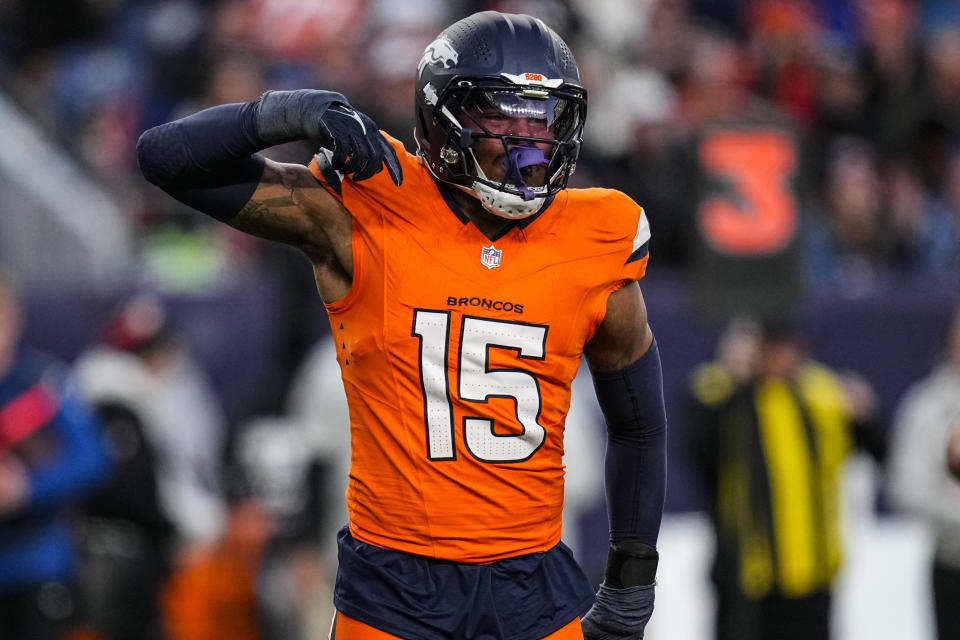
[413,310,548,464]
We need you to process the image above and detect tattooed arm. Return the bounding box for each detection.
[230,160,354,301]
[137,94,401,302]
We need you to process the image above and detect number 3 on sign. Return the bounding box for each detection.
[412,310,547,464]
[697,129,799,257]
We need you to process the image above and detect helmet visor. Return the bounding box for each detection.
[459,89,582,140]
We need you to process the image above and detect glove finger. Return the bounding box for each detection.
[338,135,365,173]
[350,112,385,180]
[347,135,378,179]
[353,157,382,181]
[318,117,343,150]
[351,155,375,181]
[350,136,379,181]
[330,145,351,173]
[340,154,360,175]
[323,106,363,167]
[380,137,403,186]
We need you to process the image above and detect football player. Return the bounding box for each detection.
[137,11,666,640]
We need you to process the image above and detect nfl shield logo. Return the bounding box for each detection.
[480,245,502,269]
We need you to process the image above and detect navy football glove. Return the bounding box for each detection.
[256,89,402,185]
[581,542,657,639]
[580,583,655,640]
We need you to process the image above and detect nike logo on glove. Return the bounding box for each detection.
[322,103,402,186]
[327,105,367,135]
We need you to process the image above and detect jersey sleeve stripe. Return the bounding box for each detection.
[632,208,651,253]
[626,241,650,265]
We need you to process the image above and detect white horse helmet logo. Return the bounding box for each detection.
[418,37,459,79]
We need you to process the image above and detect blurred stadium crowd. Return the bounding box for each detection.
[2,0,960,639]
[2,0,960,290]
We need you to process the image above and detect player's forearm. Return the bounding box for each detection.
[136,90,353,183]
[581,342,666,639]
[136,101,268,220]
[137,102,267,188]
[137,90,401,222]
[591,338,667,583]
[135,90,351,219]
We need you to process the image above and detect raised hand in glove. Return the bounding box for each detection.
[256,89,402,185]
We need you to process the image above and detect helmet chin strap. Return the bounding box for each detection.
[506,146,547,201]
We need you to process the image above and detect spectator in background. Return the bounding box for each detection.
[886,158,958,275]
[855,0,928,159]
[284,338,350,571]
[811,45,870,157]
[0,265,111,639]
[72,299,178,639]
[683,316,884,640]
[162,471,275,640]
[689,314,765,398]
[638,0,698,83]
[888,306,960,640]
[74,294,228,553]
[73,397,173,640]
[744,0,822,128]
[3,0,960,299]
[277,337,352,637]
[578,34,687,264]
[949,416,960,481]
[231,415,331,640]
[926,144,960,277]
[924,25,960,139]
[803,137,895,293]
[358,0,456,153]
[676,25,749,129]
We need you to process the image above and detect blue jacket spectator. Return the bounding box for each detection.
[0,267,111,639]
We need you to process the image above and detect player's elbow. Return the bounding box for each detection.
[592,338,667,448]
[136,122,188,189]
[608,417,667,448]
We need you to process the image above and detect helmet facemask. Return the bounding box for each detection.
[428,84,585,219]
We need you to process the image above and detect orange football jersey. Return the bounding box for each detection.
[308,134,650,563]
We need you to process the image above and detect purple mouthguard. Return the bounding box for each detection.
[506,146,547,201]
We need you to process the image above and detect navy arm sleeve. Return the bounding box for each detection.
[590,338,667,548]
[136,102,267,221]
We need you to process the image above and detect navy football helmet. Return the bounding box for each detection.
[414,12,587,218]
